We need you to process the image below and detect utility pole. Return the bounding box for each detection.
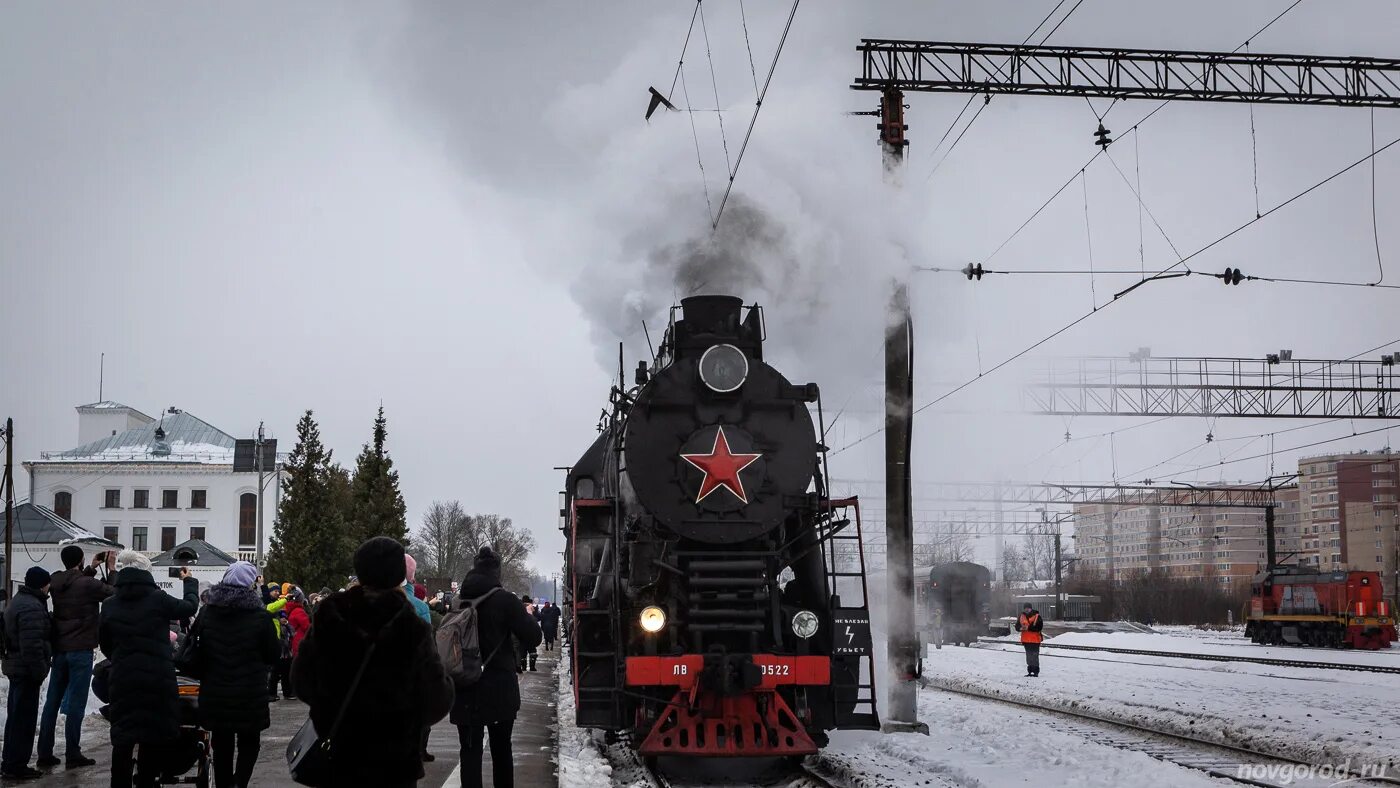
[3,418,12,599]
[255,422,265,567]
[883,283,924,733]
[1105,507,1116,621]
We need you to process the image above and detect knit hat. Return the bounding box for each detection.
[282,582,293,596]
[221,561,258,589]
[267,581,281,591]
[353,536,407,590]
[60,545,84,569]
[473,545,501,572]
[24,566,51,589]
[115,550,153,572]
[404,554,418,584]
[412,582,427,601]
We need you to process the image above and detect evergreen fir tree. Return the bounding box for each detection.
[264,410,353,590]
[348,405,409,547]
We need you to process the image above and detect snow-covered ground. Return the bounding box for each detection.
[817,689,1227,788]
[925,640,1400,773]
[555,652,618,787]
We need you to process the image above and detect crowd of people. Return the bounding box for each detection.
[0,538,562,788]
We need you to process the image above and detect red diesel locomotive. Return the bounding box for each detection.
[1246,566,1397,649]
[563,296,879,759]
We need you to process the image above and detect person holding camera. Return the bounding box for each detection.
[99,550,199,788]
[36,546,114,771]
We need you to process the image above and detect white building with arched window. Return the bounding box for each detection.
[23,402,283,565]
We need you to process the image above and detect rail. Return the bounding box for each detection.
[977,637,1400,674]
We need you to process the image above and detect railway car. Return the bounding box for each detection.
[1246,566,1396,649]
[917,562,992,647]
[563,295,879,760]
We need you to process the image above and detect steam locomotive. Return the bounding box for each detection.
[1246,566,1396,649]
[562,296,879,758]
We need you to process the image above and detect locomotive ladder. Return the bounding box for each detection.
[572,498,624,727]
[821,496,881,729]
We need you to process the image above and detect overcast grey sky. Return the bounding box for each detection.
[4,1,1398,573]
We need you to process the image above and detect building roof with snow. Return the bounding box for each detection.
[39,409,237,465]
[75,401,155,419]
[150,538,239,567]
[7,503,121,547]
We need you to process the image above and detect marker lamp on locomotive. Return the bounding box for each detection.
[639,606,667,633]
[792,609,819,639]
[698,344,748,393]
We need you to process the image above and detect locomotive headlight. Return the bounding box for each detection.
[699,344,749,393]
[792,609,819,639]
[639,606,667,633]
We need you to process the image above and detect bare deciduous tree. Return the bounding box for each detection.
[416,500,471,580]
[460,513,537,594]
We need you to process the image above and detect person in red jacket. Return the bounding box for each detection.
[283,588,311,658]
[1014,603,1044,677]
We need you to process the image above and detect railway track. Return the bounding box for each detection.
[976,637,1400,674]
[600,736,842,788]
[923,680,1400,787]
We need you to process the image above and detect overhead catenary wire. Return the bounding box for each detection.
[712,0,800,229]
[924,0,1084,182]
[833,136,1400,456]
[1247,42,1262,219]
[1081,168,1098,307]
[696,1,733,176]
[980,1,1305,266]
[1166,423,1396,480]
[737,0,761,99]
[679,66,715,222]
[1371,106,1386,284]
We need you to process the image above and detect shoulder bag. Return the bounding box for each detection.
[286,607,404,786]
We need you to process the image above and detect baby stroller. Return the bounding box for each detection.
[93,659,213,787]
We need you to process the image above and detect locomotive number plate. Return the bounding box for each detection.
[833,609,873,655]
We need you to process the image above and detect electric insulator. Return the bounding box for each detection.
[1093,122,1113,149]
[1221,267,1243,285]
[962,263,985,280]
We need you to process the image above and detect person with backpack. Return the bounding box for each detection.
[448,547,541,788]
[292,537,453,788]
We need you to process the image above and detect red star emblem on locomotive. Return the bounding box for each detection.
[680,426,763,504]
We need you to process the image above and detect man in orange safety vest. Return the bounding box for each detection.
[1014,602,1044,677]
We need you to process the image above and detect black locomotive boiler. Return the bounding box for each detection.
[563,295,879,758]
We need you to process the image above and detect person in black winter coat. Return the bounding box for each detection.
[515,595,539,672]
[452,547,543,788]
[191,561,280,788]
[292,537,454,788]
[2,567,54,780]
[99,551,199,788]
[539,603,561,652]
[37,546,113,770]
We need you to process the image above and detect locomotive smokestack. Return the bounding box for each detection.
[680,295,744,335]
